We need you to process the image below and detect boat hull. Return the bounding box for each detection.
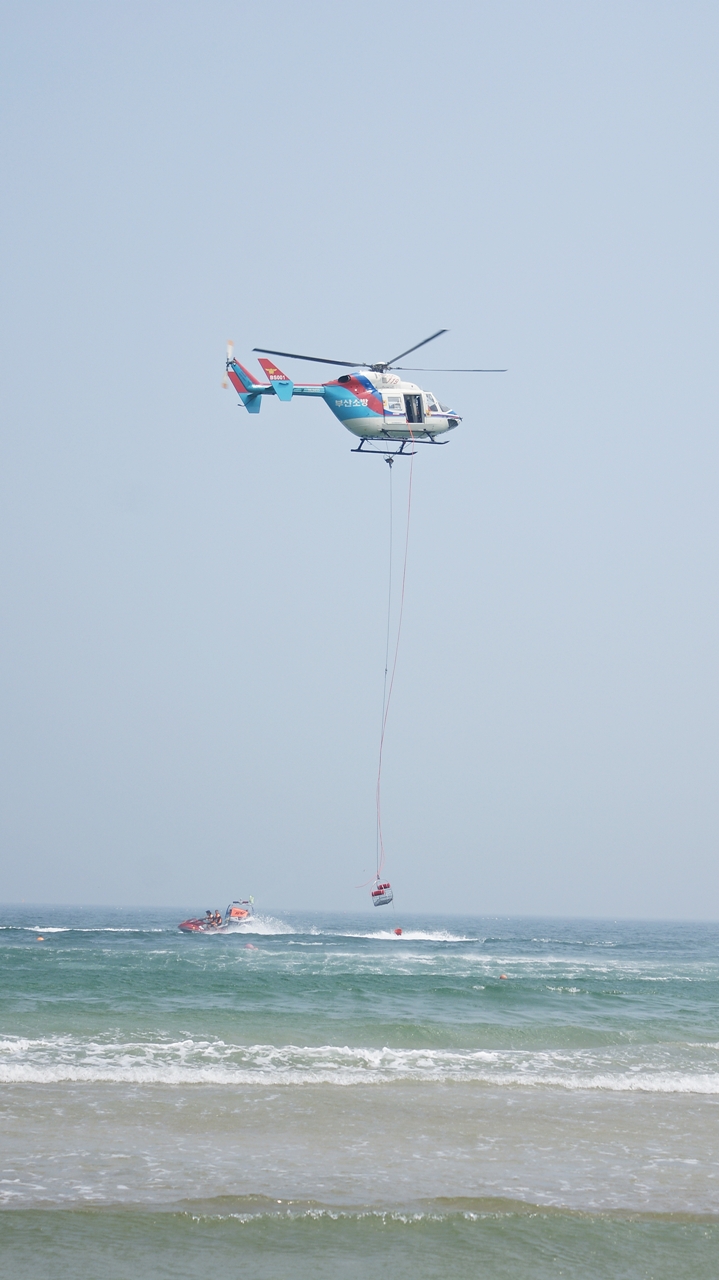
[178,904,253,934]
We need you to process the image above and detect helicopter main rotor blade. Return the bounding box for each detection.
[386,329,448,366]
[394,366,507,372]
[253,347,362,368]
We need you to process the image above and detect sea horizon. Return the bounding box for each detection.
[5,901,719,922]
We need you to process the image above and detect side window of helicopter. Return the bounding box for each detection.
[425,394,439,415]
[384,394,404,417]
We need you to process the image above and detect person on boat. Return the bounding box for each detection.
[205,911,213,925]
[213,910,222,927]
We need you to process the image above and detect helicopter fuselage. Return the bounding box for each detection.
[319,371,460,441]
[226,358,461,443]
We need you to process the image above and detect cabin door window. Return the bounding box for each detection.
[383,393,405,421]
[404,394,424,424]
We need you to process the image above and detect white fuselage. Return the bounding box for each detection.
[330,371,461,441]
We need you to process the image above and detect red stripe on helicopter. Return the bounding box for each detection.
[227,369,249,396]
[327,375,384,415]
[228,360,261,391]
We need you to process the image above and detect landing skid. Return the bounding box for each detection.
[351,435,449,457]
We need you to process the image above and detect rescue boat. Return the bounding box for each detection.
[178,900,254,934]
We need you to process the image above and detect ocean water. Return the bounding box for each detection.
[1,907,718,1277]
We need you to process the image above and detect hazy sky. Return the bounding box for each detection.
[1,1,718,916]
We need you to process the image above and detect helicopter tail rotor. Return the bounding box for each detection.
[223,340,234,388]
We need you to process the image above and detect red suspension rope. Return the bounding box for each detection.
[375,431,415,880]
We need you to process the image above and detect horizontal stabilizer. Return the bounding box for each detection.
[258,357,294,402]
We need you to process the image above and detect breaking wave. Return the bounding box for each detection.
[336,930,470,942]
[2,1035,718,1093]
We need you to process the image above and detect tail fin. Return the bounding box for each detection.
[227,360,262,413]
[257,357,294,402]
[227,360,259,393]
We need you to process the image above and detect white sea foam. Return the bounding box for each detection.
[338,930,471,942]
[1,1035,717,1093]
[22,926,165,933]
[6,917,295,937]
[220,915,295,936]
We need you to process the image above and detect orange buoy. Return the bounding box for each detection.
[394,928,402,936]
[500,973,508,979]
[36,936,44,941]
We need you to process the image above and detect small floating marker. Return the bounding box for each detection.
[36,936,44,941]
[500,973,508,980]
[244,942,257,949]
[394,928,402,935]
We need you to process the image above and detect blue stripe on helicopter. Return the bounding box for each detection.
[323,376,384,422]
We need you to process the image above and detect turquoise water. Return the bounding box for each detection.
[1,907,718,1276]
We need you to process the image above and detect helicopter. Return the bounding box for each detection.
[224,330,505,455]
